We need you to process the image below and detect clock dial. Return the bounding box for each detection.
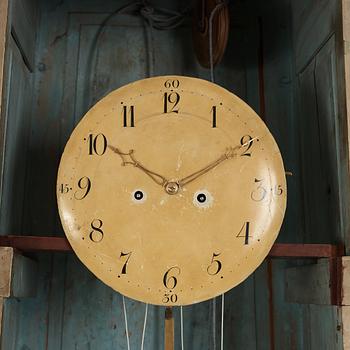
[57,76,286,306]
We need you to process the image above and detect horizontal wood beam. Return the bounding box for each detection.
[0,236,344,258]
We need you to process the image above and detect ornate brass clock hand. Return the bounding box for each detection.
[108,145,168,186]
[178,138,257,187]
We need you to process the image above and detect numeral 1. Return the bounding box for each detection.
[237,221,251,245]
[212,106,217,128]
[123,105,135,127]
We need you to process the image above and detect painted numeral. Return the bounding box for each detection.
[240,135,254,156]
[162,293,178,303]
[123,105,135,127]
[88,134,107,155]
[119,252,132,275]
[163,92,180,113]
[212,106,217,128]
[251,178,267,202]
[237,221,251,245]
[207,252,222,275]
[163,266,181,289]
[89,219,104,242]
[74,177,91,200]
[164,79,180,89]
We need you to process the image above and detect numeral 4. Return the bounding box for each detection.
[236,222,251,245]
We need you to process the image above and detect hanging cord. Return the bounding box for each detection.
[180,306,185,350]
[85,1,191,105]
[141,303,149,350]
[122,295,131,350]
[212,298,217,350]
[220,294,225,350]
[122,296,149,350]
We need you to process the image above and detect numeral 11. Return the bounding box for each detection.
[123,105,135,127]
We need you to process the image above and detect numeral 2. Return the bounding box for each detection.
[240,135,254,156]
[123,105,135,127]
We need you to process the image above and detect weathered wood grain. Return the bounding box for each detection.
[285,259,332,305]
[0,247,12,297]
[0,247,37,298]
[11,0,38,70]
[292,0,336,72]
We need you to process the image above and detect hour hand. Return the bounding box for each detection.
[108,145,168,186]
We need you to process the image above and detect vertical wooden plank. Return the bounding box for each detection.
[1,253,52,350]
[340,0,350,255]
[314,36,342,241]
[46,254,66,350]
[298,58,332,243]
[291,0,336,72]
[0,36,32,234]
[23,0,68,236]
[260,0,303,244]
[0,0,9,114]
[271,260,310,350]
[223,275,257,350]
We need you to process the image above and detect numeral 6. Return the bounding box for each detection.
[163,266,181,289]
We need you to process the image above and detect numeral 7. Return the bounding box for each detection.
[118,251,132,276]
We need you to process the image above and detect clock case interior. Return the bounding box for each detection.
[0,0,348,349]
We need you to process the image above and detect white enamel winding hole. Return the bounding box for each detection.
[193,189,214,209]
[131,189,147,204]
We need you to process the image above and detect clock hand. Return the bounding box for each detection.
[178,137,257,187]
[108,146,168,186]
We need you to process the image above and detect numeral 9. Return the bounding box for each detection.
[74,177,91,200]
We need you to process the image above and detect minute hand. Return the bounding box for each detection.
[178,137,257,188]
[178,146,239,187]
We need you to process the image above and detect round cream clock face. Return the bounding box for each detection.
[57,75,286,306]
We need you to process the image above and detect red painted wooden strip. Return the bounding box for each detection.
[0,236,344,257]
[0,236,72,252]
[269,243,344,258]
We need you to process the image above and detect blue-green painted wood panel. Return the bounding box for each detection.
[0,0,346,349]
